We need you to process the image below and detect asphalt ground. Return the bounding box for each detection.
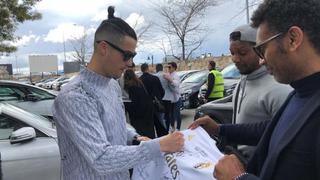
[180,108,197,130]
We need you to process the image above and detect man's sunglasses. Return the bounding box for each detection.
[96,40,137,61]
[253,32,283,59]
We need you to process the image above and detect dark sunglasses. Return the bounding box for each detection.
[253,32,283,59]
[96,40,137,61]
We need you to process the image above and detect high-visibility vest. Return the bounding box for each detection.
[208,70,224,98]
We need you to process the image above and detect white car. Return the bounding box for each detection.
[0,81,56,119]
[44,76,69,89]
[52,75,77,91]
[0,103,60,180]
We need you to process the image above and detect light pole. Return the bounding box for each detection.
[147,55,154,67]
[246,0,249,24]
[14,53,19,74]
[62,31,66,62]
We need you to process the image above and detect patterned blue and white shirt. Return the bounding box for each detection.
[52,68,161,180]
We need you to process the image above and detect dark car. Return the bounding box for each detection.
[180,70,208,108]
[194,64,241,124]
[198,63,240,103]
[194,94,233,124]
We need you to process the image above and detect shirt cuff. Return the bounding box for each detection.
[140,138,162,158]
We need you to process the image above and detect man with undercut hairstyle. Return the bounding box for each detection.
[52,6,184,180]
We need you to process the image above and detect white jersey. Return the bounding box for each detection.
[132,127,223,180]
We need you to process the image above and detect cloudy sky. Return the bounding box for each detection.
[0,0,262,73]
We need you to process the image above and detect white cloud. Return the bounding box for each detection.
[125,13,145,29]
[91,9,109,22]
[36,0,121,18]
[44,23,95,43]
[10,34,40,47]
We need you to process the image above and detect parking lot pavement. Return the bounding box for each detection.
[180,108,196,130]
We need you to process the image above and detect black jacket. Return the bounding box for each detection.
[126,84,155,139]
[139,72,165,100]
[220,90,320,180]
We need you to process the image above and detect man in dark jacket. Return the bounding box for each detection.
[139,63,168,137]
[190,0,320,179]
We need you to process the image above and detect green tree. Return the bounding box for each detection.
[0,0,42,54]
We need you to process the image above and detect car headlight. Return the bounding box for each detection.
[181,89,193,101]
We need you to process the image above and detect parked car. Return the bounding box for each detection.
[0,81,56,119]
[35,78,56,88]
[176,70,200,82]
[52,75,77,91]
[0,103,60,180]
[0,102,137,180]
[44,76,69,89]
[198,63,240,103]
[194,64,241,125]
[194,94,233,124]
[180,70,208,109]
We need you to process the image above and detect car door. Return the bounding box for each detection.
[0,114,60,180]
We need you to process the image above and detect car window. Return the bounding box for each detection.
[176,71,187,79]
[25,86,56,100]
[183,71,208,83]
[0,115,18,139]
[57,77,68,82]
[0,87,24,101]
[221,64,240,79]
[0,85,55,101]
[0,113,47,140]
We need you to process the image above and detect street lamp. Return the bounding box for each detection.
[62,32,66,62]
[147,55,154,67]
[245,0,249,24]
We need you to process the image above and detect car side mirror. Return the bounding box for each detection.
[10,127,36,144]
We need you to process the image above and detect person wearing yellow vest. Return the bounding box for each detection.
[205,61,224,102]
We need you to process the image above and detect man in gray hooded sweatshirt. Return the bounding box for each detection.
[228,24,292,156]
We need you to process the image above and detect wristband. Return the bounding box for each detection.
[234,172,249,180]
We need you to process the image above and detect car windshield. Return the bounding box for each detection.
[176,71,188,79]
[0,85,56,101]
[221,64,240,79]
[183,71,208,83]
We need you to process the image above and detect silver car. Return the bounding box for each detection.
[0,81,56,119]
[0,103,60,180]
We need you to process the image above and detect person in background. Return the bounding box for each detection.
[124,68,155,138]
[163,62,180,132]
[52,6,184,180]
[204,60,224,102]
[155,63,169,132]
[139,63,167,137]
[119,62,135,123]
[192,0,320,179]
